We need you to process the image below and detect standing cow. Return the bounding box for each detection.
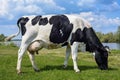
[6,14,108,74]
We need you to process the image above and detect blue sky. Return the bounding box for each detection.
[0,0,120,39]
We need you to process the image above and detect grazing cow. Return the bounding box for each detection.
[6,14,108,74]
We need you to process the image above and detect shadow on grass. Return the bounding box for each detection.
[40,65,118,71]
[24,65,118,73]
[40,65,95,71]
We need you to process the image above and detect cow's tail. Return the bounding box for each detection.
[4,19,21,41]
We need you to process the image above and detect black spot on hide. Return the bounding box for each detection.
[17,17,29,36]
[49,15,73,44]
[32,15,48,25]
[39,17,48,25]
[32,15,42,25]
[70,28,85,45]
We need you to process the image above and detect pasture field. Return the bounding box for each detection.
[0,45,120,80]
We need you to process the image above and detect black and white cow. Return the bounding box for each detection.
[6,14,108,74]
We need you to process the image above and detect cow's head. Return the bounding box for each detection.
[94,47,108,70]
[83,27,108,70]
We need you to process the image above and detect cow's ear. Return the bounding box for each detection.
[98,46,107,53]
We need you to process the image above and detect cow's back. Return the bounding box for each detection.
[18,14,91,45]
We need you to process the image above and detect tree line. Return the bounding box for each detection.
[0,26,120,43]
[96,26,120,43]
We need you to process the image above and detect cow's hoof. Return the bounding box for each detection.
[76,70,80,73]
[63,65,67,69]
[17,70,22,74]
[34,69,40,72]
[75,69,80,73]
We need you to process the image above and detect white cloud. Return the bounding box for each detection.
[99,1,120,12]
[0,0,8,16]
[79,12,120,28]
[108,17,120,25]
[0,24,16,29]
[38,0,65,11]
[77,0,96,7]
[14,5,44,14]
[25,0,56,4]
[70,1,74,4]
[0,0,65,20]
[109,2,120,11]
[77,0,120,13]
[0,0,14,20]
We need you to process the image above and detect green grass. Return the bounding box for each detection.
[0,46,120,80]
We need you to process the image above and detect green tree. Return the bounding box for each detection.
[116,26,120,43]
[96,32,103,42]
[102,34,109,43]
[0,34,6,41]
[96,32,116,43]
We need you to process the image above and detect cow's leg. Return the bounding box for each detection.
[27,51,39,72]
[63,44,71,68]
[16,43,29,74]
[71,42,80,72]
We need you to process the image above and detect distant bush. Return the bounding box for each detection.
[0,42,18,48]
[7,43,17,47]
[0,34,6,41]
